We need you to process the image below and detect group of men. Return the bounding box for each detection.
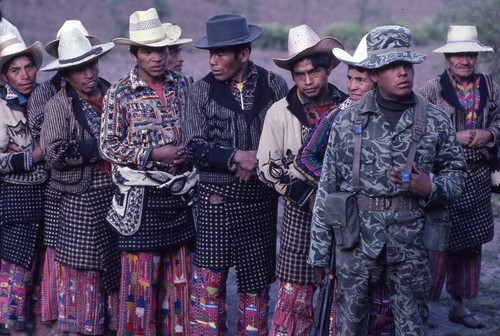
[0,6,498,336]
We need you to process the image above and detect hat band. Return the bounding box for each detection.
[368,46,411,56]
[446,39,479,43]
[0,37,24,53]
[60,46,103,64]
[130,18,162,33]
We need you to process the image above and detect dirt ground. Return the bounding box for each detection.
[224,203,500,335]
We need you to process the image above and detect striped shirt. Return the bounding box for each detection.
[294,97,351,186]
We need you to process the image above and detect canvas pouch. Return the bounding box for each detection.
[324,192,360,250]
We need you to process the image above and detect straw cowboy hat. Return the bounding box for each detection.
[356,25,426,69]
[162,23,192,46]
[273,24,344,71]
[433,25,493,54]
[113,8,181,47]
[45,20,102,58]
[332,34,368,66]
[194,13,263,49]
[0,33,43,84]
[41,28,114,71]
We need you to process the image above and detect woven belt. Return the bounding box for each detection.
[357,195,419,212]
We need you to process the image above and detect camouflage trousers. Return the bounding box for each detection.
[335,246,429,336]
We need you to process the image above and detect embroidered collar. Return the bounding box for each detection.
[129,64,174,91]
[5,83,28,105]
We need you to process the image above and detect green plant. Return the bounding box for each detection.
[323,22,366,49]
[253,24,289,51]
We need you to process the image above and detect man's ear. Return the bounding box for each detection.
[239,48,250,63]
[368,70,378,84]
[1,74,7,85]
[130,51,138,63]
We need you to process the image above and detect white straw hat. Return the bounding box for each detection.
[162,23,192,46]
[0,33,43,84]
[113,8,181,47]
[273,24,344,70]
[45,20,102,58]
[41,28,114,71]
[433,25,493,53]
[332,34,368,66]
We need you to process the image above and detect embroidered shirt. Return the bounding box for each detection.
[100,65,188,171]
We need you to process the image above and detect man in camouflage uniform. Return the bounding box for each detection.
[308,25,467,336]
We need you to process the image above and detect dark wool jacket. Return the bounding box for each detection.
[183,64,288,186]
[40,78,111,194]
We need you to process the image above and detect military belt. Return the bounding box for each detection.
[357,195,418,212]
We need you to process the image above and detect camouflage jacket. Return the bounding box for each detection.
[308,90,467,267]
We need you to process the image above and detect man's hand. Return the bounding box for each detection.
[7,139,20,153]
[314,266,333,285]
[390,162,431,197]
[457,130,492,148]
[32,146,44,164]
[150,144,186,166]
[232,150,257,182]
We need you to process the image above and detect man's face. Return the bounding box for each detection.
[2,55,37,96]
[347,68,375,103]
[292,58,330,101]
[167,45,185,73]
[131,46,168,84]
[65,60,99,97]
[446,52,477,82]
[369,61,414,102]
[209,49,246,82]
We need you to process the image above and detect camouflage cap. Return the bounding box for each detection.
[355,25,426,69]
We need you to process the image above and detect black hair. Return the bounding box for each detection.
[1,53,36,76]
[209,43,252,58]
[290,52,333,76]
[348,64,368,73]
[129,45,169,57]
[59,59,99,78]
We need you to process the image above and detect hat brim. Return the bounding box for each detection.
[193,25,263,49]
[355,51,426,69]
[169,38,193,46]
[333,47,365,66]
[45,35,102,58]
[273,37,344,70]
[41,42,114,71]
[433,41,494,53]
[0,41,44,85]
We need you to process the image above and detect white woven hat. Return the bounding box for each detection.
[433,25,493,53]
[162,23,192,46]
[113,8,181,47]
[0,33,43,84]
[273,24,344,70]
[45,20,102,58]
[41,28,114,71]
[332,34,368,66]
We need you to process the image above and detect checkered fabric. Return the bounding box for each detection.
[194,181,278,293]
[42,187,61,248]
[277,201,314,284]
[55,171,120,291]
[447,162,494,252]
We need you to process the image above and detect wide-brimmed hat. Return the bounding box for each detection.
[0,33,43,84]
[194,14,263,49]
[356,25,426,69]
[41,28,114,71]
[332,34,368,66]
[162,23,192,47]
[273,25,343,70]
[114,8,181,47]
[433,25,493,54]
[45,20,102,58]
